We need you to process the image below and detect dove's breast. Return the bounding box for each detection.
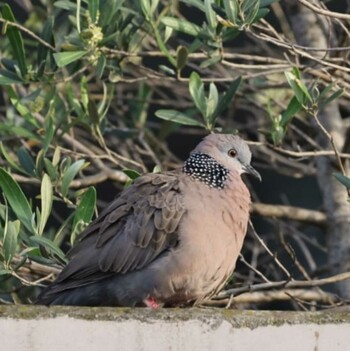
[150,171,251,304]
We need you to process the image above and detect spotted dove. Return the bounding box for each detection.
[37,134,260,307]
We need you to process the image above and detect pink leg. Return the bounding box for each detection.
[144,297,161,309]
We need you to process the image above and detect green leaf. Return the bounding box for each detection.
[88,0,99,23]
[206,82,219,124]
[153,165,162,173]
[271,124,285,145]
[123,169,141,180]
[161,17,202,37]
[43,114,55,153]
[70,187,96,245]
[285,70,312,105]
[155,110,205,127]
[1,58,17,72]
[35,149,45,177]
[17,147,36,176]
[0,69,23,84]
[0,269,11,276]
[88,99,100,128]
[140,0,152,19]
[61,159,86,197]
[52,147,61,167]
[242,0,260,25]
[0,4,27,77]
[3,220,20,264]
[200,51,222,68]
[0,143,28,175]
[53,213,74,247]
[37,16,54,77]
[281,96,302,127]
[133,83,152,127]
[223,0,239,23]
[80,76,89,110]
[150,0,160,13]
[164,22,174,43]
[158,65,176,76]
[260,0,279,7]
[96,54,106,78]
[211,3,227,19]
[38,174,53,236]
[7,86,39,127]
[72,187,96,230]
[0,124,39,141]
[76,0,82,32]
[44,158,59,181]
[29,236,67,263]
[254,7,270,22]
[153,22,176,67]
[319,88,344,109]
[334,173,350,189]
[180,0,206,12]
[189,72,207,116]
[54,1,77,11]
[284,72,305,105]
[0,168,34,234]
[292,67,312,101]
[204,0,217,29]
[53,51,87,67]
[176,46,189,72]
[213,76,242,118]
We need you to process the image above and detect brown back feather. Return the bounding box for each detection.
[56,171,186,286]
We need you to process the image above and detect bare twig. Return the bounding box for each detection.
[11,271,55,287]
[0,18,56,52]
[207,289,339,306]
[249,220,292,278]
[102,48,288,64]
[249,29,350,73]
[222,60,291,71]
[312,111,350,197]
[239,254,271,283]
[297,0,350,20]
[11,256,62,276]
[217,271,350,299]
[252,203,327,225]
[272,147,350,160]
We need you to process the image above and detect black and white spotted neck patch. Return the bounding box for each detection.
[183,153,229,189]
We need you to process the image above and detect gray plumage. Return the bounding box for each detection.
[37,134,260,307]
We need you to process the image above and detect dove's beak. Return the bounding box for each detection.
[243,164,262,182]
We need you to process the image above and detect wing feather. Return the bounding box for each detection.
[56,171,186,287]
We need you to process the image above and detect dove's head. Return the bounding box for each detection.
[184,134,261,188]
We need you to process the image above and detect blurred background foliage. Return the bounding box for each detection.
[0,0,349,309]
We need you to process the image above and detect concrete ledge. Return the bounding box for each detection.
[1,306,350,351]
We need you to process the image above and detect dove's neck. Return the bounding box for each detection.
[183,153,229,189]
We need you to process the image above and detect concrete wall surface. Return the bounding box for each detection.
[0,305,350,351]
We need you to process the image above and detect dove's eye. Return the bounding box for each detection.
[228,149,237,158]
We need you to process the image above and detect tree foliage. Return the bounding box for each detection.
[0,0,349,308]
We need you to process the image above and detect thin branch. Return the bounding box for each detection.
[0,18,56,52]
[298,0,350,20]
[249,220,292,278]
[11,256,61,276]
[252,203,327,226]
[208,289,339,305]
[102,48,288,64]
[249,29,350,73]
[221,60,291,70]
[239,254,271,283]
[11,270,55,287]
[312,111,350,197]
[272,146,350,160]
[217,271,350,299]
